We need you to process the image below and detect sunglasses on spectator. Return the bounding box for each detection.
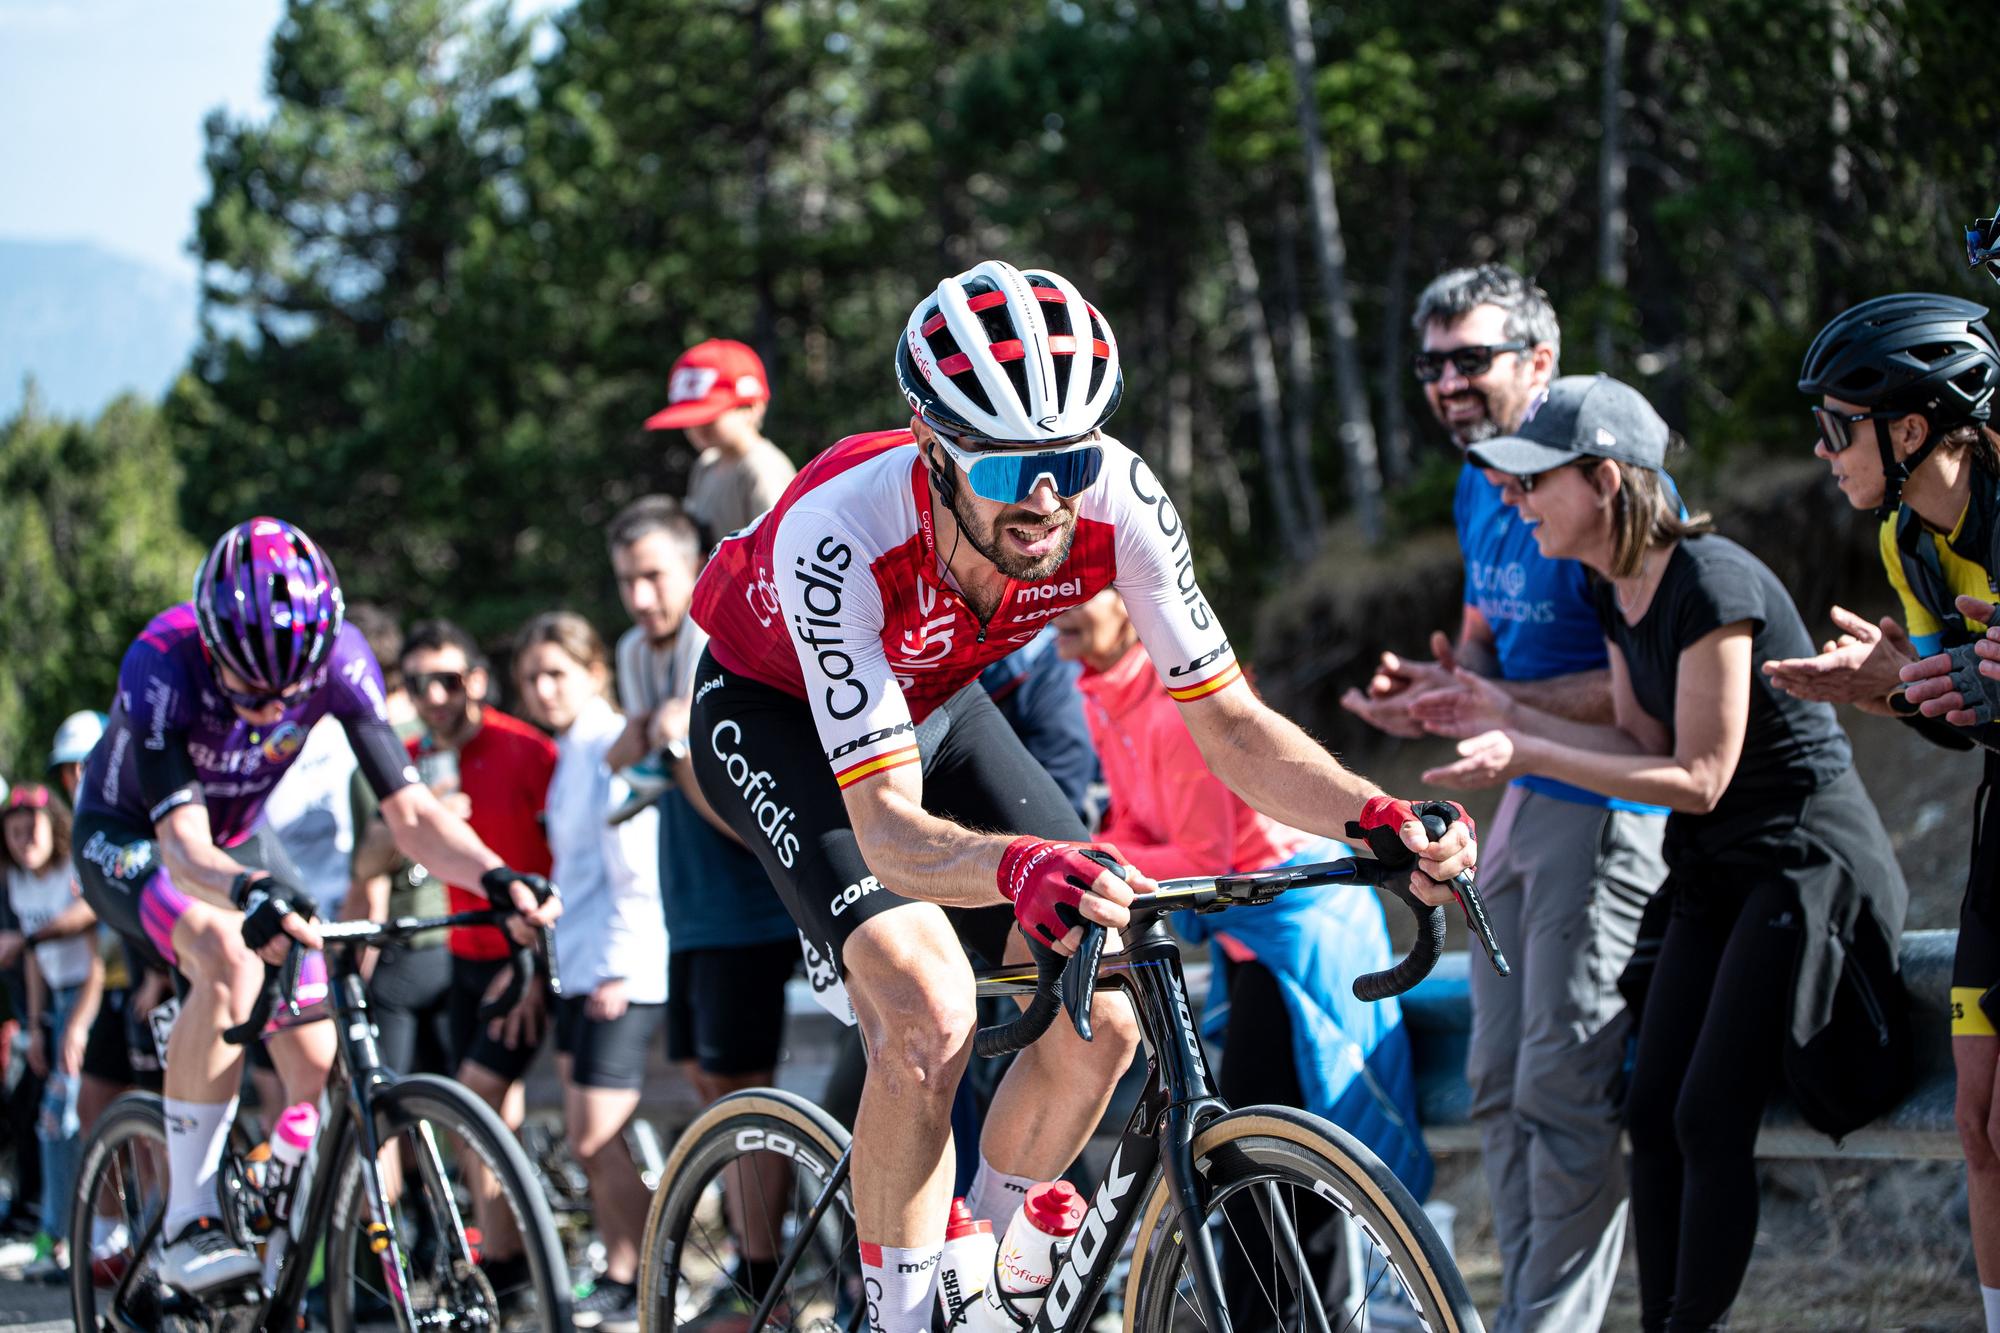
[1412,340,1531,384]
[4,785,50,813]
[1512,458,1601,494]
[408,671,469,696]
[1968,213,2000,283]
[1809,405,1904,455]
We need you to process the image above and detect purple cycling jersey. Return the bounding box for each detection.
[77,604,415,845]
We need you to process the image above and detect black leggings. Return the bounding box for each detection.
[1625,880,1798,1332]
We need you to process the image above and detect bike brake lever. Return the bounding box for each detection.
[1061,923,1106,1043]
[1452,876,1511,977]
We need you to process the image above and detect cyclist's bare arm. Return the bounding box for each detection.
[377,783,559,930]
[1175,680,1474,887]
[155,802,270,910]
[841,764,1140,926]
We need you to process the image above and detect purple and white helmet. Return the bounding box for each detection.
[193,517,345,696]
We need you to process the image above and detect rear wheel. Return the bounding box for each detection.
[1123,1106,1480,1333]
[323,1073,571,1330]
[638,1088,856,1331]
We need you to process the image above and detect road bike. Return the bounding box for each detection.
[70,896,573,1332]
[637,816,1509,1331]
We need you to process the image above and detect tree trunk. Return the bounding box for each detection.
[1377,168,1413,488]
[1278,0,1383,543]
[1273,198,1327,540]
[748,0,777,363]
[1224,216,1311,561]
[1595,0,1627,371]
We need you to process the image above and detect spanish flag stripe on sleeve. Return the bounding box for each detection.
[834,745,922,789]
[1166,661,1243,703]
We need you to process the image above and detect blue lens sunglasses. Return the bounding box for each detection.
[925,420,1106,504]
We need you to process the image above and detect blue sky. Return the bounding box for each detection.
[0,0,285,277]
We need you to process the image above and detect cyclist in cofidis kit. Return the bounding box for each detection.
[70,517,559,1297]
[685,260,1478,1333]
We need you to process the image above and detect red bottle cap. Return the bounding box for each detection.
[1022,1181,1086,1236]
[945,1197,992,1241]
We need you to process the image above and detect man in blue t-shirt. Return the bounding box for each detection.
[1343,266,1667,1333]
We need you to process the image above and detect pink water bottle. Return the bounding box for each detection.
[978,1180,1086,1327]
[935,1198,997,1327]
[267,1101,319,1223]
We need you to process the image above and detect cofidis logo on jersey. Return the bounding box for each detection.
[259,722,306,764]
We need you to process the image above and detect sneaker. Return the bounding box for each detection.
[572,1276,639,1331]
[23,1234,66,1284]
[158,1216,262,1295]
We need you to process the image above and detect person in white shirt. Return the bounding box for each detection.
[513,611,667,1331]
[2,784,102,1279]
[259,714,359,918]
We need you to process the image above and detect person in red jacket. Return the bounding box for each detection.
[399,619,557,1294]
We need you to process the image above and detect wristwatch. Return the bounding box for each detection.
[662,735,691,765]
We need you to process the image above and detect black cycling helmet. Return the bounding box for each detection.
[1798,293,2000,518]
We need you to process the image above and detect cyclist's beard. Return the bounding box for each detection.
[952,484,1077,582]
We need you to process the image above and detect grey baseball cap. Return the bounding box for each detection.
[1468,373,1670,476]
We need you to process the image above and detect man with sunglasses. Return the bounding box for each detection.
[684,259,1476,1332]
[67,519,559,1298]
[1343,265,1669,1333]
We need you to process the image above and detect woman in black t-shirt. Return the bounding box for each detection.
[1413,374,1911,1331]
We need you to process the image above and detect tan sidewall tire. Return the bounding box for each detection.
[1121,1107,1471,1333]
[637,1087,853,1332]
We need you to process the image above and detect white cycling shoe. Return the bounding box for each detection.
[159,1217,261,1295]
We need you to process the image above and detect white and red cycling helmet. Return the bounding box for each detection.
[896,260,1123,444]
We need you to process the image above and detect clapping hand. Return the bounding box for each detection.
[1341,631,1460,739]
[1764,606,1914,705]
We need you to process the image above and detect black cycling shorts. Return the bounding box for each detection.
[667,941,798,1076]
[1956,775,2000,1036]
[71,811,303,976]
[448,954,546,1083]
[688,653,1088,978]
[554,994,665,1091]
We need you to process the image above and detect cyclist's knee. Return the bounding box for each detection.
[174,907,263,1006]
[845,908,977,1094]
[1073,990,1140,1070]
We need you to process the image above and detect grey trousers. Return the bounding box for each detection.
[1467,784,1666,1333]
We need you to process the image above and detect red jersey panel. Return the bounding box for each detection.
[407,708,556,961]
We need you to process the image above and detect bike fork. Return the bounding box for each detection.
[1163,1103,1233,1333]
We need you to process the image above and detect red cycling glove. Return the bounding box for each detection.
[996,837,1127,946]
[1358,796,1475,840]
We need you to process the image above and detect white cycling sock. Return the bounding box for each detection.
[966,1155,1038,1231]
[162,1096,239,1237]
[858,1240,943,1333]
[1983,1284,2000,1333]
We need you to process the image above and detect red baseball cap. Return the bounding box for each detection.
[643,339,770,430]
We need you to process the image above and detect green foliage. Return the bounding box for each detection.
[112,0,1990,659]
[0,391,201,779]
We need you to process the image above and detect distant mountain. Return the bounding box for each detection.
[0,239,197,419]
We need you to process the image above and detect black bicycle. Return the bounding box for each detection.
[70,895,573,1332]
[638,814,1509,1332]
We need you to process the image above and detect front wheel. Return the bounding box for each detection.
[1123,1105,1481,1333]
[323,1073,571,1330]
[638,1087,856,1331]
